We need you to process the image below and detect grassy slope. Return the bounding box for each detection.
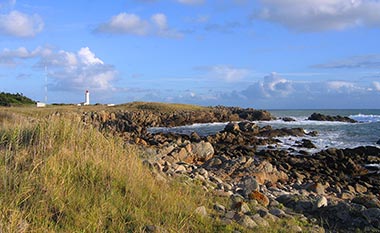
[0,110,241,232]
[0,92,36,107]
[0,105,312,232]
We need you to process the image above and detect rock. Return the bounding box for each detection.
[190,132,201,142]
[377,139,380,145]
[188,141,214,164]
[231,200,250,214]
[240,176,259,197]
[251,160,288,185]
[231,194,245,205]
[352,195,380,208]
[269,208,287,218]
[194,206,208,217]
[214,203,226,213]
[282,117,296,122]
[355,183,368,193]
[308,113,357,123]
[305,182,325,195]
[225,211,236,219]
[313,196,328,209]
[248,191,270,207]
[237,215,257,229]
[289,225,303,233]
[224,122,240,133]
[251,214,269,227]
[297,139,316,149]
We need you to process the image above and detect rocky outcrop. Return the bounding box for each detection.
[83,106,380,232]
[308,113,357,123]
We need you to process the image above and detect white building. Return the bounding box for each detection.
[84,90,90,105]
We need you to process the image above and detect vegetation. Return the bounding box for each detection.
[0,92,36,107]
[0,110,242,232]
[0,105,313,232]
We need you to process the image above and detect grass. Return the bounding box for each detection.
[0,111,242,232]
[0,106,317,232]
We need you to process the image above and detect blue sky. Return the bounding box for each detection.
[0,0,380,109]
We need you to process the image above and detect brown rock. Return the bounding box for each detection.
[248,191,270,207]
[355,183,368,193]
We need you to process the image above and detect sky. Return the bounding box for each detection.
[0,0,380,109]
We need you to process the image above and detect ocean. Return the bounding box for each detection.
[148,109,380,152]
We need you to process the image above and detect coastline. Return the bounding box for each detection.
[83,104,380,232]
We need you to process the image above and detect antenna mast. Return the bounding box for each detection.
[44,66,48,103]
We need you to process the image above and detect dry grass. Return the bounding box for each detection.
[0,111,238,232]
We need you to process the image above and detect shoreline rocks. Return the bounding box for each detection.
[308,112,357,123]
[82,107,379,232]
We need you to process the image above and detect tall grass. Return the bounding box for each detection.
[0,114,233,232]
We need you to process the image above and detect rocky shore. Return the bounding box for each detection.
[83,107,380,232]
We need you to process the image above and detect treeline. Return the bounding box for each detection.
[0,92,36,107]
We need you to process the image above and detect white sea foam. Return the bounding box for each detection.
[349,114,380,123]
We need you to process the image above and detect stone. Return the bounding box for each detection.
[238,215,257,229]
[269,208,287,218]
[224,122,240,132]
[305,182,325,195]
[240,176,259,197]
[313,196,328,209]
[248,191,270,207]
[352,195,380,208]
[225,211,236,219]
[194,206,208,217]
[251,160,288,185]
[355,183,368,193]
[214,203,226,213]
[188,141,215,164]
[251,214,269,227]
[289,225,303,233]
[376,139,380,145]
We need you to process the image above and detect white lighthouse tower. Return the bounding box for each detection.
[84,90,90,105]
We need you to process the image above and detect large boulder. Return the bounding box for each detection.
[187,141,215,164]
[308,113,357,123]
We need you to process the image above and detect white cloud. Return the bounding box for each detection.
[177,0,205,5]
[242,72,293,98]
[151,13,167,30]
[95,12,182,38]
[0,10,43,37]
[95,13,149,36]
[78,47,104,65]
[0,46,116,91]
[255,0,380,31]
[204,65,250,82]
[326,81,356,92]
[151,13,183,38]
[373,81,380,91]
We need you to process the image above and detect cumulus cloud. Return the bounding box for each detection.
[242,72,293,98]
[254,0,380,32]
[95,12,182,38]
[313,54,380,69]
[0,10,43,37]
[0,46,116,91]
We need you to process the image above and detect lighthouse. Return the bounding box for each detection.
[84,90,90,105]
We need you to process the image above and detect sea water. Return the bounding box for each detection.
[148,109,380,151]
